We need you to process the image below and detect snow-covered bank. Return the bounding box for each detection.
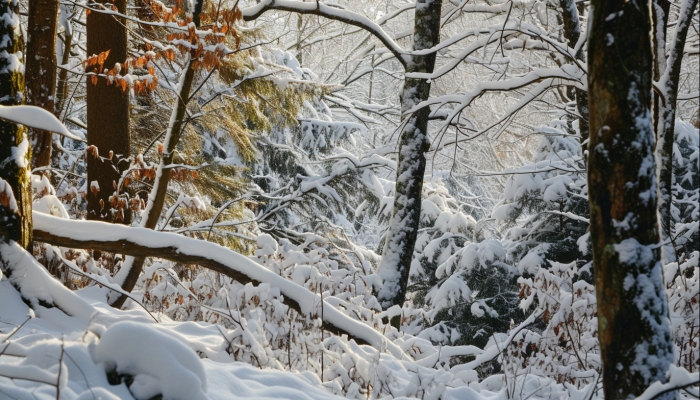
[0,280,344,399]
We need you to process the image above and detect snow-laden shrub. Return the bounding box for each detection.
[494,125,591,278]
[667,121,699,373]
[486,126,598,390]
[93,321,208,400]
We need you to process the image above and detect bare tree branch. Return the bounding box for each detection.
[242,0,408,66]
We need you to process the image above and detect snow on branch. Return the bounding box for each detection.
[32,211,405,358]
[242,0,409,66]
[405,68,585,151]
[0,105,85,142]
[450,309,543,374]
[409,23,586,78]
[0,241,96,319]
[634,365,699,400]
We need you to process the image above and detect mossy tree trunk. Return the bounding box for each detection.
[376,0,442,315]
[86,0,130,223]
[0,0,32,250]
[26,0,60,169]
[587,0,675,397]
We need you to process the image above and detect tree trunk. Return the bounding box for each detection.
[655,0,698,243]
[559,0,589,147]
[86,0,130,223]
[26,0,60,169]
[651,0,669,131]
[55,9,74,119]
[376,0,442,314]
[110,2,203,308]
[587,0,674,397]
[0,0,32,250]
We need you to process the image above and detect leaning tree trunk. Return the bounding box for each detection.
[0,0,32,250]
[110,2,203,308]
[376,0,442,315]
[559,0,589,149]
[86,0,130,223]
[651,0,669,133]
[55,6,74,120]
[559,0,589,148]
[655,0,698,244]
[587,0,675,398]
[26,0,60,169]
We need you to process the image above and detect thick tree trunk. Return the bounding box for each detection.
[0,0,32,249]
[111,3,202,308]
[376,0,442,313]
[86,0,130,223]
[559,0,589,147]
[655,0,698,243]
[26,0,60,169]
[587,0,675,397]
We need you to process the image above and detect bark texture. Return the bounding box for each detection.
[587,0,674,397]
[654,0,698,242]
[26,0,60,168]
[376,0,442,312]
[86,0,130,222]
[0,0,32,250]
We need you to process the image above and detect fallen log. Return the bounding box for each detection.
[33,211,404,358]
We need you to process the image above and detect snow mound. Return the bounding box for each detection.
[203,359,343,400]
[92,321,208,400]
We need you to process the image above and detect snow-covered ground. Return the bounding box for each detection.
[0,281,342,400]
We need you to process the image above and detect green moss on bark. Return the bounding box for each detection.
[0,0,32,250]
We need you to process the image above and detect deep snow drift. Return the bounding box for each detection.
[0,280,342,400]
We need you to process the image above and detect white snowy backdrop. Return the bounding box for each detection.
[0,0,698,399]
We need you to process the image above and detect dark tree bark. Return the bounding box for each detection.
[26,0,60,169]
[376,0,442,314]
[86,0,130,223]
[559,0,589,147]
[654,0,698,242]
[587,0,675,397]
[0,0,32,250]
